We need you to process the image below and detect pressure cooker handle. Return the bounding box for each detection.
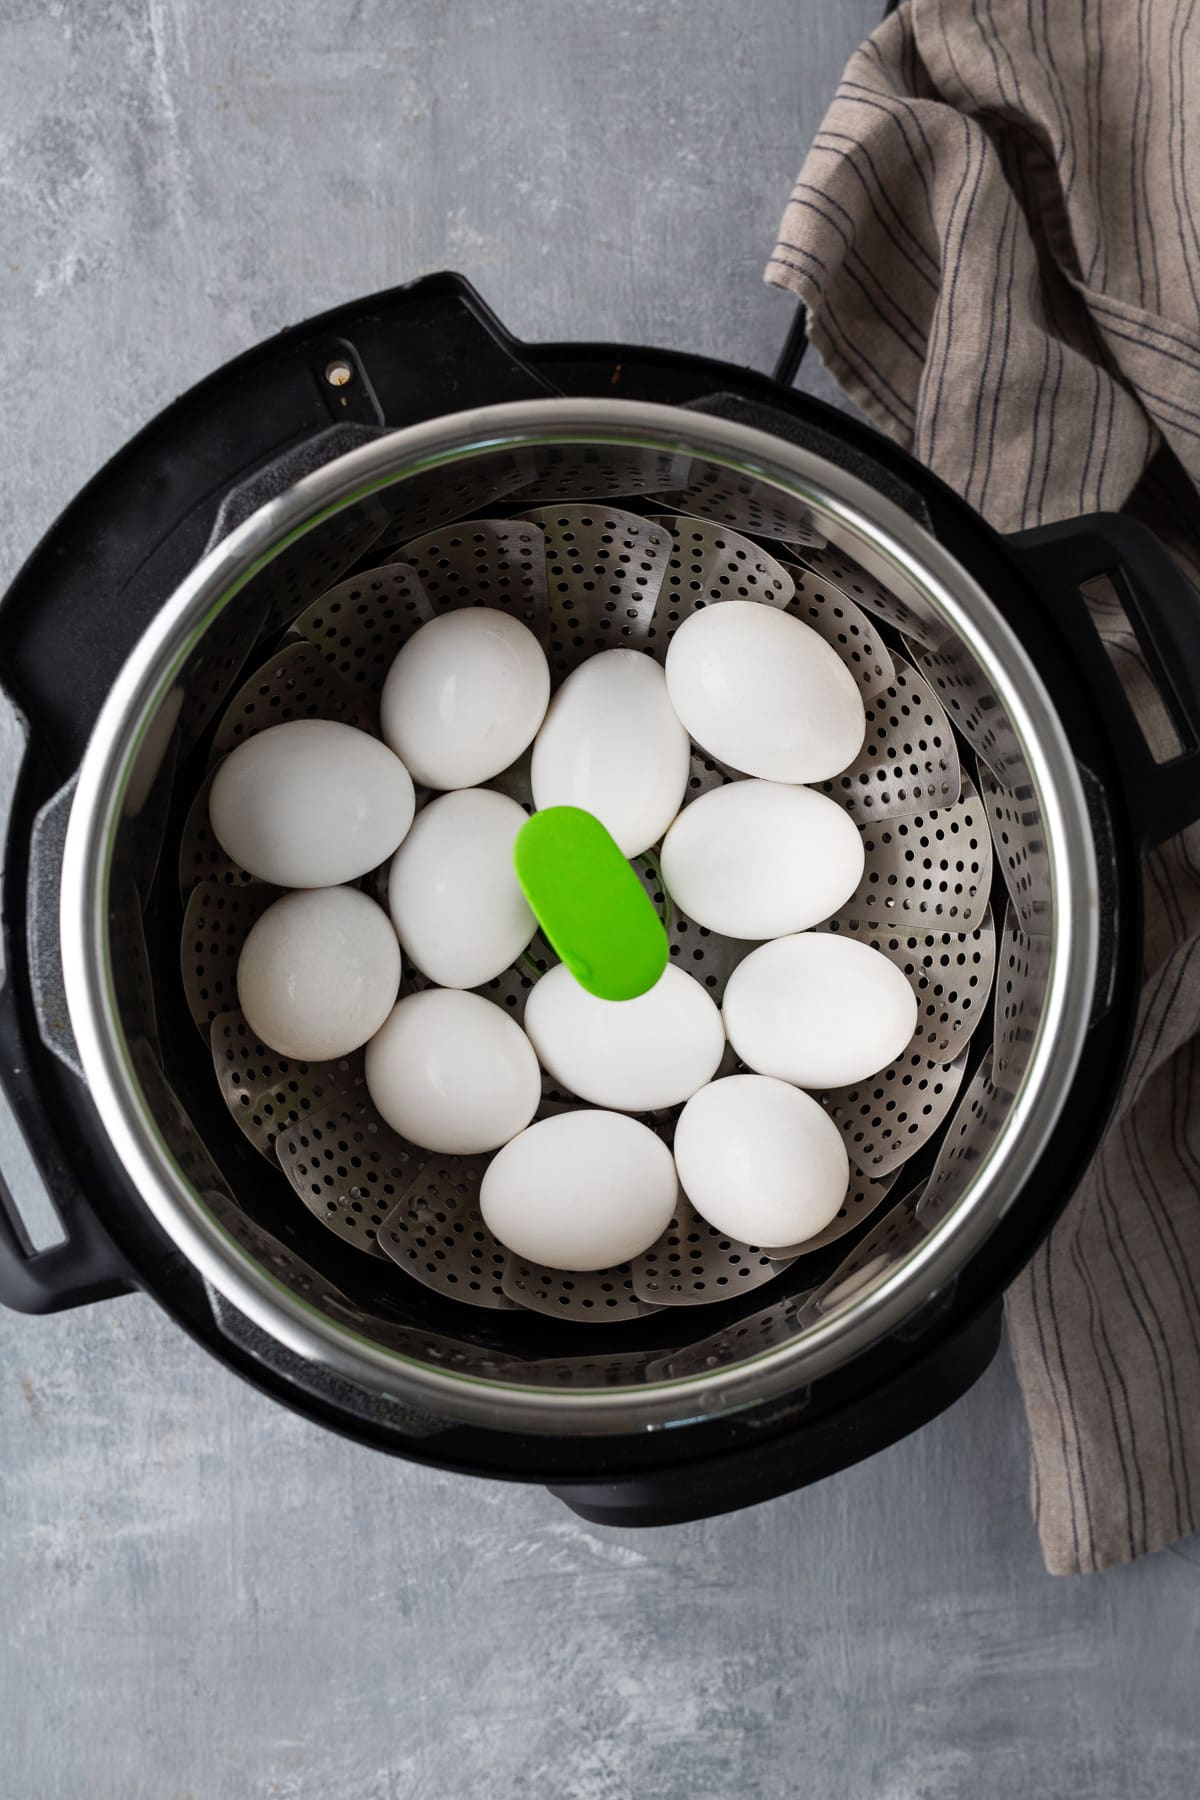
[0,691,134,1314]
[1009,514,1200,846]
[0,1129,134,1315]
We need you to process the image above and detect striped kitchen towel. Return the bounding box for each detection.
[767,0,1200,1573]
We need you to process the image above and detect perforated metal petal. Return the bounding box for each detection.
[665,910,750,1004]
[502,1258,648,1321]
[274,1100,404,1256]
[681,749,732,803]
[492,1347,673,1388]
[247,1075,370,1174]
[915,1051,1008,1227]
[814,911,997,1063]
[781,557,895,698]
[512,443,691,504]
[377,1154,515,1309]
[393,519,549,639]
[646,1289,817,1380]
[276,1099,423,1232]
[631,849,671,920]
[822,1046,969,1178]
[178,768,256,896]
[180,881,275,1032]
[980,772,1054,934]
[290,562,434,696]
[798,1189,930,1323]
[521,505,671,674]
[639,514,792,660]
[657,467,824,547]
[210,1011,368,1159]
[472,961,538,1026]
[792,543,942,644]
[844,778,993,931]
[209,642,374,761]
[370,451,536,556]
[992,904,1052,1091]
[909,637,1025,782]
[253,498,392,638]
[816,656,960,822]
[631,1200,787,1306]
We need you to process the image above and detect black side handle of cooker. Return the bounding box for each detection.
[0,1001,134,1316]
[0,691,134,1314]
[0,1157,134,1315]
[1008,514,1200,846]
[549,1297,1003,1528]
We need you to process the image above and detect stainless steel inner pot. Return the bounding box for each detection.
[58,399,1098,1435]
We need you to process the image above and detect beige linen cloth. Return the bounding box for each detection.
[768,0,1200,1573]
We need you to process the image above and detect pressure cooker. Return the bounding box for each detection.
[2,273,1197,1525]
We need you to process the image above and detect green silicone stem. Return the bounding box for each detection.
[513,807,669,1001]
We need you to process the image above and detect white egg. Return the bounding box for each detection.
[722,933,919,1089]
[660,779,864,939]
[236,886,401,1061]
[380,608,550,789]
[664,600,866,782]
[531,649,690,856]
[209,718,414,888]
[524,962,724,1112]
[480,1110,677,1270]
[673,1075,848,1249]
[387,788,535,989]
[365,988,540,1154]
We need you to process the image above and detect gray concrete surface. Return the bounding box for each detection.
[1,2,1197,1797]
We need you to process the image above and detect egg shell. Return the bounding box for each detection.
[365,988,540,1155]
[388,788,535,989]
[209,718,415,888]
[236,886,401,1061]
[660,779,865,939]
[524,962,725,1112]
[664,599,866,783]
[480,1110,678,1271]
[673,1074,849,1249]
[722,933,919,1089]
[380,608,550,789]
[531,649,690,856]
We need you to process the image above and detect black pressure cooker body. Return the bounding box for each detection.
[2,274,1197,1526]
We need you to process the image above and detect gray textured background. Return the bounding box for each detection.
[2,3,1198,1797]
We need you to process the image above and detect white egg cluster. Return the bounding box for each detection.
[209,597,920,1276]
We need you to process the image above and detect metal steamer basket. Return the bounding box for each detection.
[3,275,1198,1525]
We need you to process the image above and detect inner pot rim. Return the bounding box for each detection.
[59,398,1098,1435]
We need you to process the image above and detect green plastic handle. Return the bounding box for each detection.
[513,807,668,1001]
